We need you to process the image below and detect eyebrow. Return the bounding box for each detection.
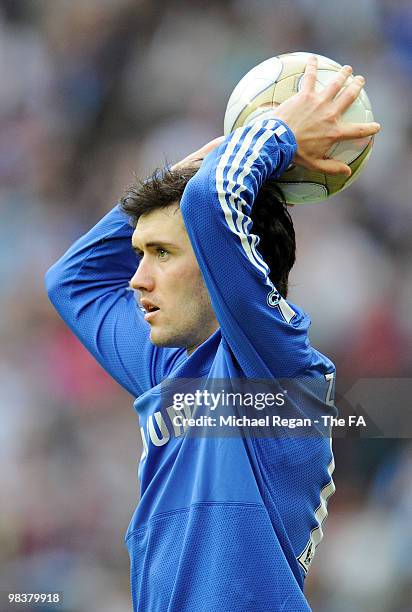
[131,241,177,253]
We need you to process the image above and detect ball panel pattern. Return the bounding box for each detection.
[224,52,374,204]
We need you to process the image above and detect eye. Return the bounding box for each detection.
[157,248,169,259]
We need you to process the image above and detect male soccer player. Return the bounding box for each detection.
[46,58,380,611]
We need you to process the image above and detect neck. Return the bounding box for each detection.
[186,325,219,356]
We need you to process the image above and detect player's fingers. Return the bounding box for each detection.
[189,136,225,160]
[338,121,381,141]
[311,158,352,177]
[300,56,318,92]
[320,64,353,101]
[333,74,367,113]
[171,136,224,170]
[200,136,225,155]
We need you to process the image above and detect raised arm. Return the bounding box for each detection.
[45,205,184,397]
[180,58,380,378]
[180,119,306,378]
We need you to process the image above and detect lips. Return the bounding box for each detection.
[140,299,160,322]
[140,299,160,313]
[144,310,159,322]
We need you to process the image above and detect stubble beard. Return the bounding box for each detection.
[150,292,217,351]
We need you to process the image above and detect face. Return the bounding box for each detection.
[130,203,219,353]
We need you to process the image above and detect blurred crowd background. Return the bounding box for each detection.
[1,0,411,610]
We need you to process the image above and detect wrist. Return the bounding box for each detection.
[245,109,296,143]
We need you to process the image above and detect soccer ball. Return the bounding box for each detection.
[223,52,374,204]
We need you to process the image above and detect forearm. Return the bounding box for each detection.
[45,205,157,397]
[45,205,137,304]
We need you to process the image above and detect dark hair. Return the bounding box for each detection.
[120,166,295,298]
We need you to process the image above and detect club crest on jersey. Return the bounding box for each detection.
[267,289,281,307]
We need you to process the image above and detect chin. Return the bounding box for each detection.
[150,327,195,350]
[150,330,183,349]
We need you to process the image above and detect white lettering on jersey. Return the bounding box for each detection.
[148,412,170,446]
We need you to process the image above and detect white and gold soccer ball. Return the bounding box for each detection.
[224,52,374,204]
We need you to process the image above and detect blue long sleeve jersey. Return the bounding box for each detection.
[46,119,337,612]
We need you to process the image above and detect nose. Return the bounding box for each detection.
[130,258,155,292]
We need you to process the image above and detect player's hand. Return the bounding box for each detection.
[272,56,381,176]
[171,137,225,171]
